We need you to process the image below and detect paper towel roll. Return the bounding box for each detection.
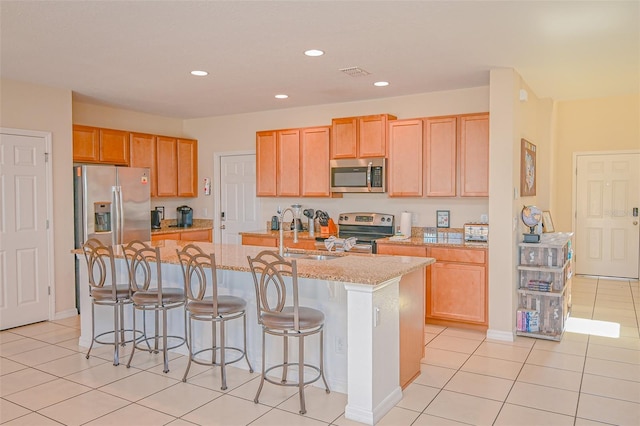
[400,211,412,237]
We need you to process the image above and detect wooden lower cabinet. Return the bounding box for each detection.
[151,229,212,242]
[377,243,488,328]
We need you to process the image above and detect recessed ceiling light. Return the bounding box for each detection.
[374,81,389,87]
[190,70,208,76]
[275,94,289,99]
[304,49,324,57]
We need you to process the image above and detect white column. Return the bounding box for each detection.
[344,277,402,425]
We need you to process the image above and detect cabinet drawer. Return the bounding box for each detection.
[151,232,180,241]
[242,235,277,247]
[430,247,485,264]
[181,229,211,242]
[377,244,427,257]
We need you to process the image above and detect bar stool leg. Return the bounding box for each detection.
[126,307,138,368]
[320,330,330,392]
[282,332,289,383]
[113,303,120,366]
[242,314,253,372]
[254,328,267,403]
[162,309,169,373]
[86,303,96,360]
[220,321,227,390]
[182,314,193,382]
[298,335,306,415]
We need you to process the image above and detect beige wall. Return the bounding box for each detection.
[184,87,491,229]
[553,94,640,231]
[0,78,75,317]
[487,69,554,338]
[73,102,184,137]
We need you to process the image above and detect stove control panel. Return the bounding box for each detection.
[338,212,395,227]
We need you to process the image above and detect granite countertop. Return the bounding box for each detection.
[75,240,433,286]
[151,219,213,235]
[239,229,335,240]
[377,236,488,249]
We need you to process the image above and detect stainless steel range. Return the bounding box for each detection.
[315,212,395,253]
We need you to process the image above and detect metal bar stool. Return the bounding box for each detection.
[82,238,140,366]
[123,240,186,373]
[247,250,330,415]
[177,244,253,390]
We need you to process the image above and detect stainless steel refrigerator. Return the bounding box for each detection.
[74,165,151,248]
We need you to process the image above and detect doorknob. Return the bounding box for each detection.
[220,225,226,230]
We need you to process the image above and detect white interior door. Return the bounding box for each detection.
[0,131,51,329]
[218,153,260,244]
[575,152,640,279]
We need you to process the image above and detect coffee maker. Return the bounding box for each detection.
[176,205,193,227]
[150,208,162,229]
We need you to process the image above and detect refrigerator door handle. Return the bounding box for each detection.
[112,186,124,246]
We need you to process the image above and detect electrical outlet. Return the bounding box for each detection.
[202,208,208,217]
[335,336,344,354]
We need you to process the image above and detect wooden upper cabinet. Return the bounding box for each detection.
[331,117,357,159]
[73,125,100,162]
[388,119,423,197]
[129,132,157,197]
[256,131,278,197]
[358,114,393,157]
[73,125,128,165]
[98,128,129,165]
[277,129,301,197]
[156,136,178,197]
[459,113,489,197]
[331,114,396,159]
[177,138,197,197]
[300,126,330,197]
[424,117,457,197]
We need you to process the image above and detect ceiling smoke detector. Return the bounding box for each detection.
[339,66,370,77]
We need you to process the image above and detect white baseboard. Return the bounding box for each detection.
[53,308,78,320]
[344,386,403,425]
[486,329,515,342]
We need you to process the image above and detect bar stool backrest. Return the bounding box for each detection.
[122,240,163,304]
[82,238,119,300]
[247,251,300,331]
[176,244,219,316]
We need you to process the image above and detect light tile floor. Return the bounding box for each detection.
[1,276,638,425]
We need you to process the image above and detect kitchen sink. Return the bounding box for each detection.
[303,254,341,261]
[281,252,341,261]
[282,252,307,258]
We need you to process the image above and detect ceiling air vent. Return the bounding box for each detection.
[339,66,370,77]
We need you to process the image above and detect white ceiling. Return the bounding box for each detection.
[1,1,638,119]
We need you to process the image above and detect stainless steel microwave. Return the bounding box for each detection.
[330,158,386,193]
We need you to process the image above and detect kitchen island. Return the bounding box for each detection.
[76,240,433,425]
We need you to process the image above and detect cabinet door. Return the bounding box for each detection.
[428,262,487,324]
[277,129,300,196]
[388,119,423,197]
[73,125,99,162]
[156,136,178,197]
[130,133,157,197]
[99,129,129,165]
[331,117,357,159]
[459,114,489,197]
[177,138,198,197]
[358,114,391,158]
[256,131,277,196]
[301,126,330,197]
[424,117,457,197]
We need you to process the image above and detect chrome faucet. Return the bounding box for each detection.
[278,206,299,256]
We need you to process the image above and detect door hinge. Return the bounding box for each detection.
[48,286,51,295]
[45,152,49,162]
[46,219,49,229]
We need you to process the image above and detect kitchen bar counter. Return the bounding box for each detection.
[76,241,433,425]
